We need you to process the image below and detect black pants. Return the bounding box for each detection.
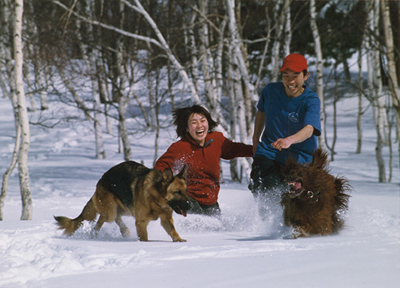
[249,156,287,219]
[188,196,221,217]
[249,155,287,194]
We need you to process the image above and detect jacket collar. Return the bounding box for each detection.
[183,132,214,148]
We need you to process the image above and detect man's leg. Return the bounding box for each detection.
[187,196,221,218]
[249,156,287,220]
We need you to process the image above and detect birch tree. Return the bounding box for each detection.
[356,44,364,154]
[283,0,292,57]
[270,0,290,82]
[225,0,252,179]
[0,0,16,220]
[309,0,326,150]
[381,0,400,166]
[365,0,388,182]
[14,0,33,220]
[196,1,228,131]
[80,0,106,159]
[226,0,258,103]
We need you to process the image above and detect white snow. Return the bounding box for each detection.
[0,95,399,288]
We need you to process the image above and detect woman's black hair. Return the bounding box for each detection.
[173,105,218,138]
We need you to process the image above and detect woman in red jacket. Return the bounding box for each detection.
[154,105,253,217]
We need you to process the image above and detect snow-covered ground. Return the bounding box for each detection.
[0,95,399,288]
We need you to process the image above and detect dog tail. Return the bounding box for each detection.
[54,198,97,236]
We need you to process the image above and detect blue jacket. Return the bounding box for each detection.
[254,82,321,164]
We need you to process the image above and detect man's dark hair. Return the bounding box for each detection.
[173,105,218,138]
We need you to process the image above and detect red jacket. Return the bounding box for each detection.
[154,131,253,205]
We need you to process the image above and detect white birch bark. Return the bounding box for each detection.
[187,11,201,97]
[115,1,131,161]
[356,48,363,154]
[83,0,106,159]
[0,124,21,220]
[228,36,251,181]
[14,0,33,220]
[255,5,271,91]
[271,0,290,82]
[283,0,292,57]
[0,0,15,219]
[381,0,400,163]
[198,1,216,108]
[226,0,258,103]
[196,1,227,131]
[309,0,326,149]
[366,0,386,182]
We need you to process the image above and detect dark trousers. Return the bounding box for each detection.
[188,196,221,217]
[249,155,286,194]
[249,156,287,219]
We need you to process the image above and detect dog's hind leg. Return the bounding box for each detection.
[92,213,107,237]
[115,215,130,238]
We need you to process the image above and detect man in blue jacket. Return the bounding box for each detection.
[250,53,321,215]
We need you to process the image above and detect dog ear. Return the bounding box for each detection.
[162,168,174,183]
[176,165,187,181]
[311,148,328,169]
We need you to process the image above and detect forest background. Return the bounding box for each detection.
[0,0,399,220]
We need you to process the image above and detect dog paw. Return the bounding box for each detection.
[173,238,187,242]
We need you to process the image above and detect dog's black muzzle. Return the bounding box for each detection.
[168,199,191,217]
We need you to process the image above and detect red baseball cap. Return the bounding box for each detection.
[279,53,308,72]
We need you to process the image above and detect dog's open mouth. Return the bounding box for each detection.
[287,179,305,198]
[175,207,187,217]
[168,200,190,217]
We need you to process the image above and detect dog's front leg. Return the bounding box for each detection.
[115,214,130,238]
[160,214,186,242]
[135,218,150,241]
[292,226,309,238]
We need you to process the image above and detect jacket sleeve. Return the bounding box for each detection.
[154,145,176,172]
[220,136,253,160]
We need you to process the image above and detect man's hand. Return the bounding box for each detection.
[271,138,292,151]
[271,125,314,151]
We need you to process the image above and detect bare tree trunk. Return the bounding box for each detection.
[283,0,292,57]
[118,96,131,161]
[14,0,33,220]
[115,1,131,161]
[329,65,339,161]
[0,118,21,220]
[0,0,15,220]
[271,0,290,82]
[227,40,251,182]
[196,1,228,131]
[381,0,400,167]
[187,11,201,98]
[228,72,239,181]
[147,49,157,130]
[309,0,326,150]
[226,0,258,103]
[356,47,364,154]
[366,0,386,182]
[81,0,106,159]
[255,5,271,92]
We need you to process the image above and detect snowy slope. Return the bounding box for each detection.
[0,96,399,288]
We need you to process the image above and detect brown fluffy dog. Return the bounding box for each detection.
[54,161,190,242]
[280,148,351,238]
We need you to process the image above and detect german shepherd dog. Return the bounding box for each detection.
[54,161,190,242]
[280,148,351,238]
